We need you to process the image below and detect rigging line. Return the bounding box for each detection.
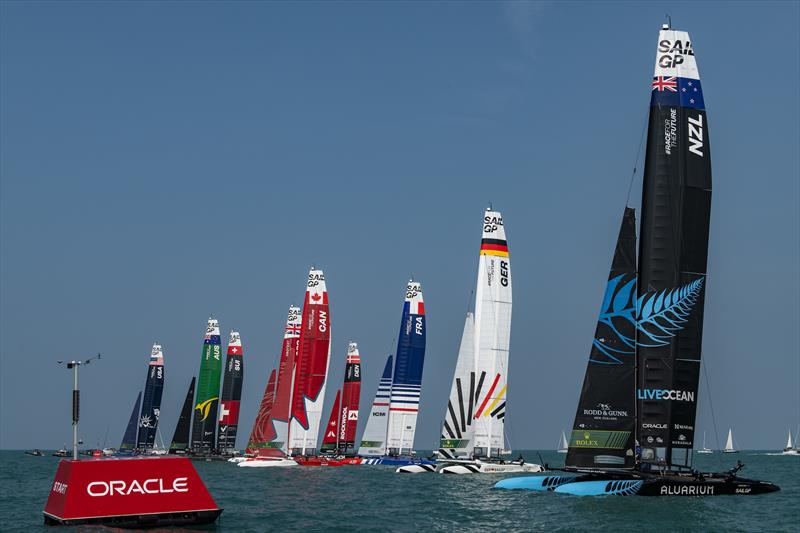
[625,108,650,207]
[702,361,722,451]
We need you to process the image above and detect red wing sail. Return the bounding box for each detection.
[245,369,276,455]
[289,269,332,453]
[320,390,341,453]
[339,342,362,453]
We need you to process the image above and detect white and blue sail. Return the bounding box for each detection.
[385,281,426,454]
[357,355,393,456]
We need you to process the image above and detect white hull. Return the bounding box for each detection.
[237,457,297,468]
[439,461,544,475]
[228,456,252,463]
[723,450,738,454]
[781,449,800,456]
[696,449,713,454]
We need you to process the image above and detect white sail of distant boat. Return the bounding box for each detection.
[557,431,568,454]
[723,429,737,453]
[697,431,713,454]
[782,429,799,455]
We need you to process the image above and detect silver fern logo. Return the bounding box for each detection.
[636,277,704,347]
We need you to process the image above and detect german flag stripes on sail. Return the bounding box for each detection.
[480,238,509,257]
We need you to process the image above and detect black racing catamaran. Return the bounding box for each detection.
[496,23,778,496]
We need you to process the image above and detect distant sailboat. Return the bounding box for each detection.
[697,431,713,454]
[557,431,568,454]
[723,429,738,453]
[781,430,798,455]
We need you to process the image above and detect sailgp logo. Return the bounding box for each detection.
[637,389,695,402]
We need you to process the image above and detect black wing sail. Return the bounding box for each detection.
[566,207,637,469]
[169,377,196,454]
[636,28,712,469]
[217,332,244,453]
[137,344,165,451]
[120,392,142,451]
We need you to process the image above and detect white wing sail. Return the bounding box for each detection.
[438,313,476,459]
[472,208,512,456]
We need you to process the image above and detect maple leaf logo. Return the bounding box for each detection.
[311,292,322,302]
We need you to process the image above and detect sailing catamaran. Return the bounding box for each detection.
[117,344,165,455]
[320,343,362,455]
[290,268,332,457]
[353,282,433,467]
[238,306,301,468]
[496,24,778,496]
[400,209,541,474]
[723,429,738,454]
[137,344,165,453]
[191,318,223,455]
[217,331,244,454]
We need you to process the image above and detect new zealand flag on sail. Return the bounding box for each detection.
[651,77,705,110]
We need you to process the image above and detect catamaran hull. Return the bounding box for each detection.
[361,456,436,467]
[494,474,577,491]
[400,459,544,474]
[237,458,297,468]
[496,473,780,496]
[439,462,544,475]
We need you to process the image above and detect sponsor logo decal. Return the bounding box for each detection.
[659,484,713,496]
[583,402,629,421]
[637,389,695,402]
[569,430,630,449]
[194,397,218,421]
[664,108,677,155]
[87,477,189,497]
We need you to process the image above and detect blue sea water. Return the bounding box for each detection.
[1,450,797,532]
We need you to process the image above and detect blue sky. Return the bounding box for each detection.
[1,1,798,450]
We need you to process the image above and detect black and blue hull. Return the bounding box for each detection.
[495,471,779,496]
